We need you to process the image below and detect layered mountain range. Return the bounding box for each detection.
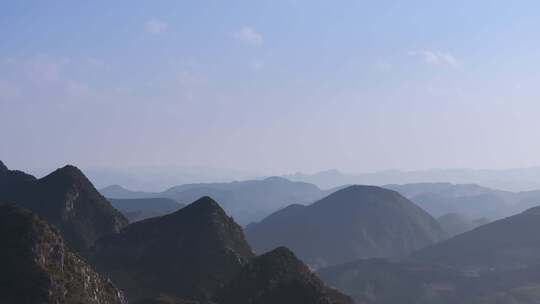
[92,196,352,304]
[101,177,329,224]
[0,160,350,304]
[319,204,540,303]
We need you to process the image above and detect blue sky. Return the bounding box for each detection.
[2,1,540,174]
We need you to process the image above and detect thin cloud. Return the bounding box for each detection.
[232,27,263,46]
[145,19,169,34]
[408,50,460,68]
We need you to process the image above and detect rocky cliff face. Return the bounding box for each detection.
[0,203,127,304]
[0,163,128,253]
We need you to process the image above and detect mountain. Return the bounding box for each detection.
[318,258,473,304]
[100,176,328,225]
[107,197,184,222]
[216,247,353,304]
[0,204,126,304]
[286,167,540,192]
[384,182,540,220]
[415,205,540,270]
[84,165,260,192]
[437,213,489,237]
[0,160,36,192]
[0,163,128,253]
[91,196,254,303]
[92,196,351,303]
[246,185,446,268]
[318,204,540,304]
[100,184,156,199]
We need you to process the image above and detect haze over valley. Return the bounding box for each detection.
[3,1,540,303]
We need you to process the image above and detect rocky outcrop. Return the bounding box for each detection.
[0,203,126,304]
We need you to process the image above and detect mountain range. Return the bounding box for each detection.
[385,182,540,220]
[1,160,351,303]
[319,203,540,303]
[91,196,352,304]
[286,167,540,192]
[100,177,330,225]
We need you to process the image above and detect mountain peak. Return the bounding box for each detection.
[216,246,353,304]
[263,176,290,183]
[1,164,128,253]
[49,164,86,179]
[179,195,224,216]
[92,196,253,302]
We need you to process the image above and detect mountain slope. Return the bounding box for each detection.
[108,197,184,222]
[92,196,254,303]
[319,205,540,304]
[0,204,126,304]
[0,160,36,192]
[0,164,128,253]
[415,205,540,270]
[246,185,446,267]
[216,247,353,304]
[437,213,489,238]
[92,196,352,303]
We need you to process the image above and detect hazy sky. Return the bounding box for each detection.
[2,1,540,174]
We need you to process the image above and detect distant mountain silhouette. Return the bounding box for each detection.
[246,185,446,268]
[92,196,350,303]
[385,182,540,220]
[107,197,184,222]
[437,213,489,238]
[0,204,126,304]
[286,167,540,192]
[100,176,328,225]
[216,247,352,304]
[0,162,128,253]
[101,184,157,199]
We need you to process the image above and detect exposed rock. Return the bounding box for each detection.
[0,203,127,304]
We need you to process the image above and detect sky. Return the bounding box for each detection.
[2,0,540,175]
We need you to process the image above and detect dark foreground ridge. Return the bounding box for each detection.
[0,203,126,304]
[92,196,352,304]
[216,246,353,304]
